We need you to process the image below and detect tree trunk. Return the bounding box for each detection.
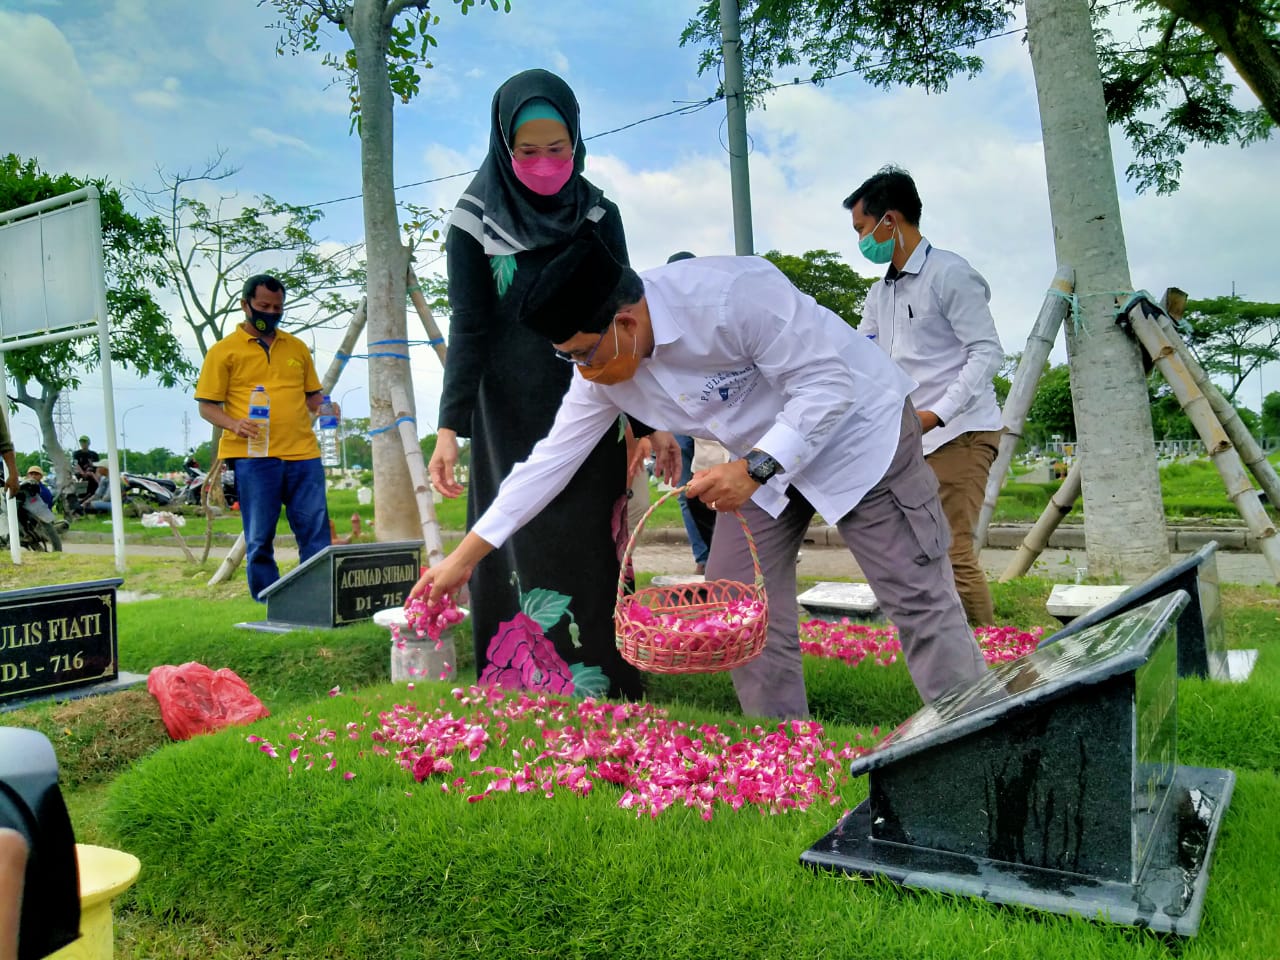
[350,0,419,542]
[1025,0,1170,579]
[1159,0,1280,126]
[12,383,73,497]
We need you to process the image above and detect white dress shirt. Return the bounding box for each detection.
[858,239,1004,455]
[472,255,916,548]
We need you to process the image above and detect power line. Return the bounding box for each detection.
[200,0,1142,223]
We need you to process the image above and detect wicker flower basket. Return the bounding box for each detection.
[615,486,769,674]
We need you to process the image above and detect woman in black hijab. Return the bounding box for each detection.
[429,69,642,699]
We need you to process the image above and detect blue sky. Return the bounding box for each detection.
[3,0,1279,456]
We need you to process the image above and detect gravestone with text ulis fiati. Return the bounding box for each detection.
[0,579,144,710]
[238,541,423,632]
[800,591,1233,936]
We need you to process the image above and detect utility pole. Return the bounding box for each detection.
[182,410,191,453]
[719,0,754,255]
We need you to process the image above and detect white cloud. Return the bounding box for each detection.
[249,127,319,155]
[0,11,123,175]
[132,77,183,110]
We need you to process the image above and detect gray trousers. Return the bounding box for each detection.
[706,404,989,719]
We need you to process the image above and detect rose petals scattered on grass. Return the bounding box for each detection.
[250,687,875,821]
[799,618,1042,667]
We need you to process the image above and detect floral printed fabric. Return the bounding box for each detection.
[479,613,575,695]
[477,583,612,699]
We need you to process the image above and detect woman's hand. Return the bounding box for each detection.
[626,436,651,484]
[409,532,493,604]
[647,431,682,485]
[429,428,464,498]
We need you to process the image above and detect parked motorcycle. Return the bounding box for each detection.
[123,473,178,507]
[1,479,64,551]
[173,463,238,509]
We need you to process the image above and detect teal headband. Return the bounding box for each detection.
[512,98,567,137]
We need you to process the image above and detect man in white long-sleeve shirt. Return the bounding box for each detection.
[413,237,988,718]
[846,166,1005,626]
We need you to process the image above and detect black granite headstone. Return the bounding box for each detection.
[0,579,122,706]
[801,592,1234,937]
[1042,542,1232,679]
[240,541,423,632]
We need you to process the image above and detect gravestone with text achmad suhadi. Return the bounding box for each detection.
[239,541,423,632]
[801,591,1233,936]
[0,579,136,709]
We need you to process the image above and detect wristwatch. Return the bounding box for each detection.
[744,449,781,484]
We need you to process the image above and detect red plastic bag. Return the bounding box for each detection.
[147,662,270,741]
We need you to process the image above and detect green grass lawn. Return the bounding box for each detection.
[996,455,1280,524]
[2,551,1278,959]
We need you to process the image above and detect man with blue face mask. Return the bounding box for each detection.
[846,166,1004,627]
[195,273,332,600]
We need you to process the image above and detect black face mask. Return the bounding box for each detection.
[249,308,282,335]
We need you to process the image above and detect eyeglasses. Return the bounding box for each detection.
[553,324,612,367]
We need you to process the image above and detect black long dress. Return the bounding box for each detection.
[438,202,643,699]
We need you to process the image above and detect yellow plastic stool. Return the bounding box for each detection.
[48,845,141,960]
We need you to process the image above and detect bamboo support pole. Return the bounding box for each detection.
[1000,459,1083,581]
[390,384,446,568]
[200,457,227,565]
[208,533,246,586]
[320,297,368,394]
[1153,288,1280,509]
[1126,300,1280,583]
[976,266,1074,547]
[163,514,197,563]
[406,269,448,366]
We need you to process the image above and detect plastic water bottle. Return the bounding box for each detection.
[317,395,340,467]
[246,385,270,457]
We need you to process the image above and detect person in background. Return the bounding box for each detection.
[427,68,650,699]
[846,166,1004,626]
[413,239,989,719]
[25,466,53,509]
[195,274,331,600]
[82,466,124,514]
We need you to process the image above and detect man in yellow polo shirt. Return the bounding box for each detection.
[195,274,331,600]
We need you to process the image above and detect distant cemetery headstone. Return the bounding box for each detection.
[239,542,423,632]
[1043,542,1245,681]
[1046,583,1131,623]
[796,582,880,621]
[0,579,142,709]
[801,592,1234,936]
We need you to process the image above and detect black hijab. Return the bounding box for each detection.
[449,69,606,256]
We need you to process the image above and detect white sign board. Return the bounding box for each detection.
[0,199,101,340]
[0,187,124,572]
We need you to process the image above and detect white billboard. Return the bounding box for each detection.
[0,192,103,341]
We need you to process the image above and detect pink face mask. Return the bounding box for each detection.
[511,154,574,195]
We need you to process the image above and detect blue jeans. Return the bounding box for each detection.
[675,434,710,565]
[234,457,330,601]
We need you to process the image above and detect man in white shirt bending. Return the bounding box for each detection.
[412,237,988,719]
[846,166,1005,627]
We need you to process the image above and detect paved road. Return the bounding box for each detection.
[63,539,1275,586]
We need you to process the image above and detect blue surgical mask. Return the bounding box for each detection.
[858,214,896,265]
